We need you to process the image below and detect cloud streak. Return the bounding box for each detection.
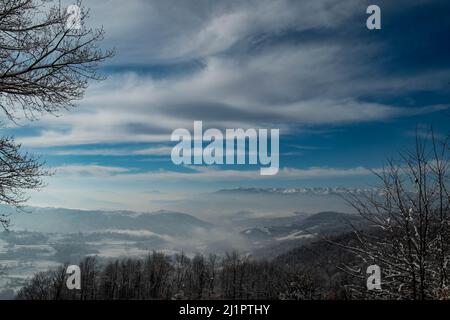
[7,0,450,211]
[53,164,375,181]
[12,0,449,149]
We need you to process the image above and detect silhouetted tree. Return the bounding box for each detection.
[341,132,450,299]
[0,0,112,228]
[0,137,47,228]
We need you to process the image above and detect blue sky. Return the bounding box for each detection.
[5,0,450,210]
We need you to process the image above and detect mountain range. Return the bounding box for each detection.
[0,204,366,298]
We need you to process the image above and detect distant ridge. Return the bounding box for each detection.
[8,206,212,235]
[213,187,381,196]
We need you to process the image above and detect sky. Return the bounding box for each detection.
[5,0,450,210]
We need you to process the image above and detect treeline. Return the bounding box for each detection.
[16,244,361,300]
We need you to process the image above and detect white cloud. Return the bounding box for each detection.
[48,146,173,156]
[79,0,362,63]
[9,1,448,148]
[15,56,448,148]
[95,229,174,241]
[52,164,375,181]
[11,0,446,212]
[26,164,377,210]
[54,164,131,176]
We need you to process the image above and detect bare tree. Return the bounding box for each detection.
[279,268,322,300]
[0,0,113,120]
[0,0,112,228]
[340,131,450,299]
[206,253,218,298]
[0,137,48,228]
[80,256,99,300]
[191,254,208,299]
